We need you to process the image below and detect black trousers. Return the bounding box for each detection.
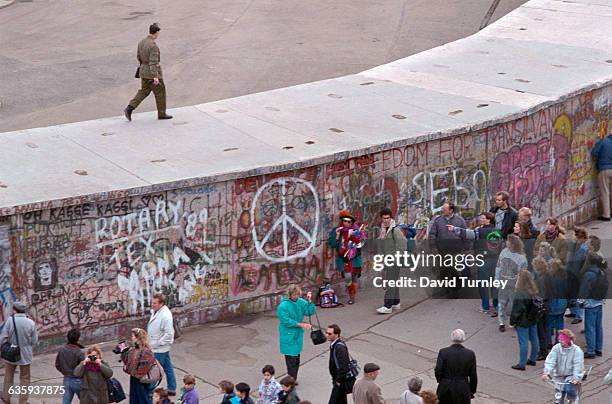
[285,355,300,380]
[328,382,348,404]
[537,317,548,355]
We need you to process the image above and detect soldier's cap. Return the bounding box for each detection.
[363,363,380,373]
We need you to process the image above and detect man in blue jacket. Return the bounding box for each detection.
[591,133,612,221]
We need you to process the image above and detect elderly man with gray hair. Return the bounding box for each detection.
[0,301,39,404]
[434,329,477,404]
[400,376,423,404]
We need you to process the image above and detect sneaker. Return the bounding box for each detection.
[376,306,392,314]
[478,308,488,314]
[571,318,582,325]
[526,360,536,366]
[490,310,498,318]
[511,364,525,371]
[584,352,596,359]
[391,303,401,310]
[499,325,506,332]
[348,299,354,305]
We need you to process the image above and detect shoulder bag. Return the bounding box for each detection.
[332,340,360,394]
[1,315,21,363]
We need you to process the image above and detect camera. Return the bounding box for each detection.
[88,354,97,362]
[112,341,130,355]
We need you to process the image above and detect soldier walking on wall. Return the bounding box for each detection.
[327,211,366,305]
[124,23,173,121]
[147,293,177,397]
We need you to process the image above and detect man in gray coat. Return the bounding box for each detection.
[124,23,173,121]
[0,301,39,404]
[428,202,468,297]
[375,208,407,314]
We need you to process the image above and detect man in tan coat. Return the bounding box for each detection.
[125,23,172,121]
[352,363,386,404]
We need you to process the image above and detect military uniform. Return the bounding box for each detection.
[128,35,168,117]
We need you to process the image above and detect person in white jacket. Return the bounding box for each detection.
[541,329,584,403]
[147,293,176,396]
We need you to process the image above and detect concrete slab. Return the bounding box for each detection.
[0,0,611,216]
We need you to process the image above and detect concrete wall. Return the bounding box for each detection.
[1,84,609,347]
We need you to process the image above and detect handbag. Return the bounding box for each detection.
[308,311,326,345]
[135,67,140,79]
[107,377,126,403]
[139,359,163,385]
[1,315,21,363]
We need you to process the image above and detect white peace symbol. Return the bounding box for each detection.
[251,177,320,263]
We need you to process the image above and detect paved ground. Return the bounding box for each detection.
[0,0,527,133]
[2,219,610,403]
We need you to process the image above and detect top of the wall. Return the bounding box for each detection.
[1,0,611,216]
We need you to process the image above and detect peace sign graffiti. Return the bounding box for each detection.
[251,177,320,263]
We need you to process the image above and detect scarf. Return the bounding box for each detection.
[544,229,559,242]
[85,362,101,372]
[378,219,397,240]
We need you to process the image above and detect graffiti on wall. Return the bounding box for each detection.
[2,86,610,338]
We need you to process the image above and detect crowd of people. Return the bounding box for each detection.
[0,131,610,403]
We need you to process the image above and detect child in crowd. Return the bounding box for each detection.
[236,382,255,404]
[257,365,282,404]
[153,387,173,404]
[277,376,300,404]
[219,380,241,404]
[178,374,199,404]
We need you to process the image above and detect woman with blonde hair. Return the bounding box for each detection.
[73,344,113,403]
[495,235,528,332]
[510,270,540,370]
[276,285,315,381]
[122,328,157,403]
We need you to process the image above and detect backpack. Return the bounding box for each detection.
[318,283,341,308]
[527,295,547,322]
[589,266,609,300]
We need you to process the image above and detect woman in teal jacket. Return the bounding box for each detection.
[277,285,316,381]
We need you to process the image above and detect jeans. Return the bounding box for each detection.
[516,325,539,367]
[62,376,81,404]
[498,294,514,326]
[584,305,603,353]
[547,314,564,347]
[328,382,348,404]
[154,351,177,393]
[478,258,498,310]
[569,304,583,320]
[129,376,154,404]
[2,363,30,404]
[285,355,301,380]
